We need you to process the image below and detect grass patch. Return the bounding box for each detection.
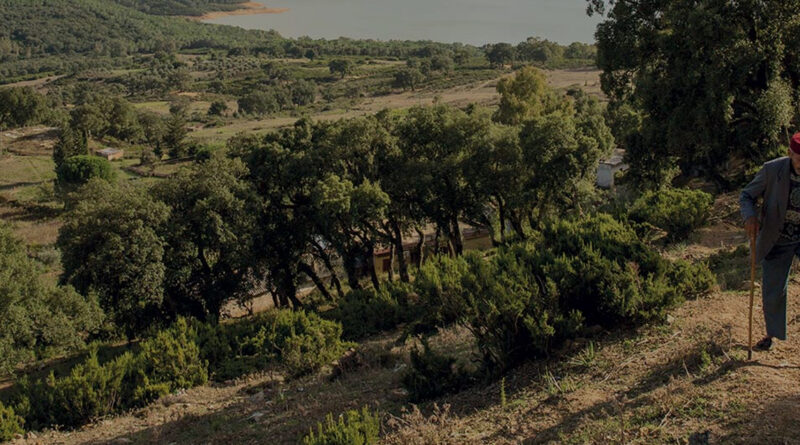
[707,245,752,291]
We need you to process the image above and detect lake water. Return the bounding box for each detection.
[205,0,601,46]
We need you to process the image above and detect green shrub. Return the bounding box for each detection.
[667,259,716,299]
[629,187,713,242]
[412,214,716,377]
[193,317,265,381]
[8,309,346,432]
[303,406,380,445]
[459,247,581,372]
[329,281,418,340]
[131,318,208,395]
[196,309,349,379]
[17,351,133,429]
[0,402,23,441]
[401,339,470,402]
[261,310,348,377]
[55,155,116,196]
[538,214,690,325]
[413,254,473,326]
[16,318,208,430]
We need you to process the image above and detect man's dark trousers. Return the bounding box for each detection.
[761,242,795,340]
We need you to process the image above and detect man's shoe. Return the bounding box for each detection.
[754,336,773,351]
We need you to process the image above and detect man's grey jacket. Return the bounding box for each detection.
[740,156,792,263]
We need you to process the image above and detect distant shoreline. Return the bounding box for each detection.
[191,1,288,20]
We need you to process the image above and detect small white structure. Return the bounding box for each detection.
[597,149,628,189]
[97,148,124,161]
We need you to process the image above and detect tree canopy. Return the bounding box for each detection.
[56,155,116,196]
[58,180,170,335]
[1,223,103,374]
[587,0,800,188]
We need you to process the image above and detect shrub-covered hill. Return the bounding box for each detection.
[0,0,280,59]
[111,0,247,16]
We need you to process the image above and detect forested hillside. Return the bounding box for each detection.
[111,0,247,16]
[0,0,277,60]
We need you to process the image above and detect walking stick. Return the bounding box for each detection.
[748,231,756,360]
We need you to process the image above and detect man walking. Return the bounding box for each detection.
[740,132,800,350]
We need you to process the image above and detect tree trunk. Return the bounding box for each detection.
[391,219,410,282]
[366,243,381,289]
[299,262,332,301]
[387,243,395,282]
[311,239,344,298]
[270,289,280,309]
[342,251,362,291]
[450,217,464,256]
[415,227,425,269]
[497,197,507,244]
[509,211,526,240]
[528,209,538,232]
[276,267,302,309]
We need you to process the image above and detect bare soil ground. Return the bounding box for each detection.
[10,193,800,444]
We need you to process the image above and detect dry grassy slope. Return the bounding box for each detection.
[11,192,800,445]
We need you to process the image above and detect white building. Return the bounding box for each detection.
[597,149,628,189]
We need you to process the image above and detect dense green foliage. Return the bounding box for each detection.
[111,0,246,16]
[52,126,89,168]
[629,188,714,242]
[58,180,170,336]
[57,156,260,328]
[327,282,419,340]
[303,406,381,445]
[0,87,48,129]
[411,214,714,376]
[154,156,258,321]
[0,402,23,442]
[194,310,348,379]
[0,223,103,375]
[8,311,344,432]
[55,155,116,196]
[14,318,206,430]
[588,0,800,188]
[487,38,596,68]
